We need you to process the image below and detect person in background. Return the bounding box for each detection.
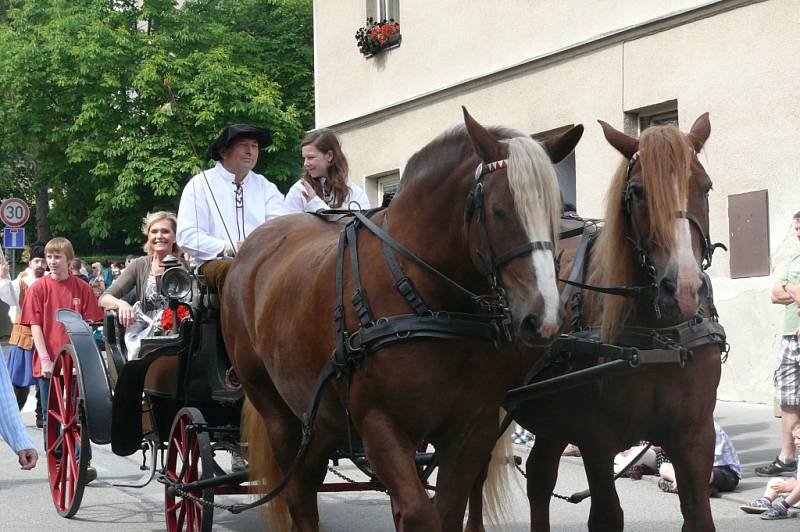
[0,241,46,411]
[0,356,37,470]
[70,259,90,284]
[19,237,103,481]
[285,128,370,213]
[742,422,800,520]
[658,420,741,496]
[176,124,287,263]
[756,211,800,477]
[90,262,106,299]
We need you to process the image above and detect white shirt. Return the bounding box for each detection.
[284,179,371,213]
[0,268,41,322]
[176,162,289,262]
[713,420,742,478]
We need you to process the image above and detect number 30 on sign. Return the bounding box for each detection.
[0,197,30,228]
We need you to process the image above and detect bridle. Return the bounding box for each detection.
[465,159,556,316]
[563,149,727,318]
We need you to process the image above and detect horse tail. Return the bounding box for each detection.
[482,408,520,527]
[242,397,291,532]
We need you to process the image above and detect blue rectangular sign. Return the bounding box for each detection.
[3,227,25,249]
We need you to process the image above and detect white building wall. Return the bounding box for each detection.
[313,0,800,404]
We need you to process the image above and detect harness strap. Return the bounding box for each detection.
[381,216,430,317]
[334,227,348,367]
[492,241,554,269]
[352,211,486,304]
[560,226,596,307]
[560,278,657,297]
[346,313,502,354]
[346,221,373,328]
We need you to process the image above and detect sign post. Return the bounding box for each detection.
[1,197,30,279]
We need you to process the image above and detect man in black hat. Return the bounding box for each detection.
[176,124,288,262]
[0,240,47,410]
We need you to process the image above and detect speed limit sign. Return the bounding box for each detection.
[0,197,30,228]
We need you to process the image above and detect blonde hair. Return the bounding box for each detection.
[45,237,75,262]
[141,211,181,255]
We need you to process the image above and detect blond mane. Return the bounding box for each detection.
[504,136,562,244]
[588,124,695,341]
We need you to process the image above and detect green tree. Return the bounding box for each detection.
[0,0,313,253]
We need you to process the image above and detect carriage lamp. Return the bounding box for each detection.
[161,262,192,301]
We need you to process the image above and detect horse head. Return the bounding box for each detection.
[596,113,714,331]
[461,108,583,345]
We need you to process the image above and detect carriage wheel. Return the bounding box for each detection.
[164,407,214,532]
[46,347,90,518]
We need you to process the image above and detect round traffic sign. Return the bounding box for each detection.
[1,197,30,228]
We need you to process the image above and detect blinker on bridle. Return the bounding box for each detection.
[466,159,556,288]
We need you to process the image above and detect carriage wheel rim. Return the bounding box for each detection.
[165,408,214,532]
[46,349,88,517]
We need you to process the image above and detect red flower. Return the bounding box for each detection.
[161,304,191,331]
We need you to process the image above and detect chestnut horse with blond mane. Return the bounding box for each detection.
[467,113,726,532]
[221,109,582,531]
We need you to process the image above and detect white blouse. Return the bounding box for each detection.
[284,178,371,213]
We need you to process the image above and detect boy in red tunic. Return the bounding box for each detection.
[19,237,103,479]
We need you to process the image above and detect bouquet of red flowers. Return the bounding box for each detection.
[160,304,191,332]
[355,18,401,57]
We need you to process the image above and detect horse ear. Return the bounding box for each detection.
[463,107,503,162]
[687,112,711,152]
[598,120,638,159]
[540,124,584,164]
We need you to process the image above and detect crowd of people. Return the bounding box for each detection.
[1,123,798,523]
[0,123,369,476]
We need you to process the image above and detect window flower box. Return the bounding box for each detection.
[355,18,401,58]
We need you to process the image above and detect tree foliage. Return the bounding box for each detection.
[0,0,313,253]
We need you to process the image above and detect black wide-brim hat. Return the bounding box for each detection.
[206,124,272,161]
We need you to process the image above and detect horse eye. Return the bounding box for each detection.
[631,184,645,198]
[492,207,508,221]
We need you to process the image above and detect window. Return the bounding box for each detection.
[366,170,401,207]
[367,0,399,22]
[532,126,577,211]
[624,100,678,136]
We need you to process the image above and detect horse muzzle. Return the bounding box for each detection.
[517,310,563,347]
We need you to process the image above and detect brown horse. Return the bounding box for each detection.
[221,109,583,531]
[466,113,724,532]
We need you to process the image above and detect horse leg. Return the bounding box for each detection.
[435,422,501,532]
[359,413,440,532]
[526,436,564,532]
[665,422,716,532]
[464,462,488,532]
[243,376,331,532]
[580,445,624,532]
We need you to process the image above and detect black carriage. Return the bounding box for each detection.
[47,258,434,531]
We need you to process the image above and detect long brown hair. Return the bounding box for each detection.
[301,128,350,208]
[588,124,693,341]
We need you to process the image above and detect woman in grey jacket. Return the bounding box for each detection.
[99,211,183,328]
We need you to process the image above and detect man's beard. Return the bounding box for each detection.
[32,267,45,278]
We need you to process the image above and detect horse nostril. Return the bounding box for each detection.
[523,314,542,332]
[661,277,677,295]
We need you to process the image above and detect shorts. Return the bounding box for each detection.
[774,335,800,406]
[711,465,740,492]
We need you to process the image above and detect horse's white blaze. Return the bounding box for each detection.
[532,249,559,330]
[504,136,563,336]
[673,216,702,314]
